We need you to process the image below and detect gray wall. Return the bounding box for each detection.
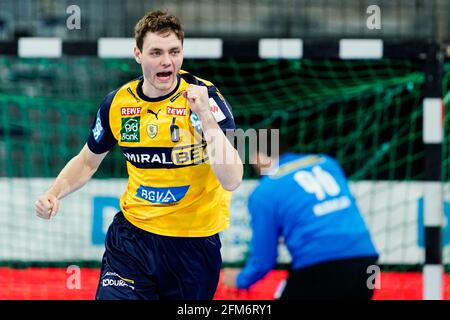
[0,0,449,41]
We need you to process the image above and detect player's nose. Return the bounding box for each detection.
[161,53,172,67]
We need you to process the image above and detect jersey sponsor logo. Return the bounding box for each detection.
[147,108,161,120]
[121,144,207,168]
[209,97,226,122]
[92,110,104,142]
[102,278,135,289]
[167,106,187,116]
[146,123,158,139]
[121,107,142,117]
[190,112,202,131]
[101,272,135,290]
[171,142,207,166]
[121,116,140,142]
[123,150,173,165]
[104,272,135,284]
[136,185,190,204]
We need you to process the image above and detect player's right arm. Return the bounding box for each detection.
[35,145,108,219]
[35,89,118,220]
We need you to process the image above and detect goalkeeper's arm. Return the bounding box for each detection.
[35,143,108,219]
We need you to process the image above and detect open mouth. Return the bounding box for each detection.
[156,71,172,82]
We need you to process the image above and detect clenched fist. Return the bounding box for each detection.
[35,194,60,219]
[183,84,210,115]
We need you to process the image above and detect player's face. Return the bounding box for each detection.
[135,31,183,97]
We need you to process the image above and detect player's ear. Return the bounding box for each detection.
[134,46,142,64]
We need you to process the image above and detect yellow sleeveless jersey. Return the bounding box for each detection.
[87,71,235,237]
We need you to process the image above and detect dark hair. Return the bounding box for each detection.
[134,10,184,51]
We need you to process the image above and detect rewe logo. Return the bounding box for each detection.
[121,107,142,117]
[167,107,187,116]
[121,117,140,142]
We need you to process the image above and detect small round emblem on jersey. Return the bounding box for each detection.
[146,124,158,139]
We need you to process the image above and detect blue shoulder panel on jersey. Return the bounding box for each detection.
[179,72,201,85]
[87,89,119,154]
[182,73,236,131]
[207,86,235,128]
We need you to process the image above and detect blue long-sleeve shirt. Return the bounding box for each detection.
[236,153,378,289]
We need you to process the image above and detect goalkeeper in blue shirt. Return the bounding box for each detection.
[223,130,379,300]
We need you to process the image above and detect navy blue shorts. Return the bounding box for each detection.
[95,212,222,300]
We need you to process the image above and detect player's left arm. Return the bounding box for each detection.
[184,84,243,191]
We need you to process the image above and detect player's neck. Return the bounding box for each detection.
[141,76,179,99]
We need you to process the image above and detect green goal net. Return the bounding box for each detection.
[0,56,448,298]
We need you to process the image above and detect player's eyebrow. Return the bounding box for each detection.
[148,46,181,52]
[148,46,181,51]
